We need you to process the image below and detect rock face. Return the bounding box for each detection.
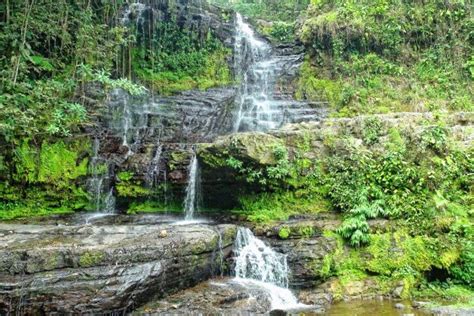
[0,216,237,314]
[137,279,275,314]
[86,87,237,210]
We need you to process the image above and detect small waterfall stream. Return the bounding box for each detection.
[232,227,304,310]
[183,152,200,220]
[87,138,116,213]
[146,142,163,188]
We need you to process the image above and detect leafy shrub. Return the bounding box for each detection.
[449,241,474,287]
[362,117,383,145]
[278,227,291,239]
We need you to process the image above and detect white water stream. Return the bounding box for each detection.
[86,138,116,213]
[233,227,306,310]
[183,152,200,220]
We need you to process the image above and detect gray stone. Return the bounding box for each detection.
[395,303,405,309]
[0,219,237,314]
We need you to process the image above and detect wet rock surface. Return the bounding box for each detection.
[0,215,237,314]
[135,278,322,315]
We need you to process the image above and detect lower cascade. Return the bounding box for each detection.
[233,227,304,310]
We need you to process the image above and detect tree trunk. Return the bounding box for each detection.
[12,0,35,85]
[6,0,10,24]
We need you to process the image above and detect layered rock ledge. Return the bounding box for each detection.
[0,216,237,314]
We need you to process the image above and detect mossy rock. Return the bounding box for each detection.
[79,251,105,267]
[200,133,285,166]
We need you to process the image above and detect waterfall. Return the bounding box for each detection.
[183,152,200,220]
[233,13,325,132]
[87,138,116,213]
[234,227,289,286]
[146,143,163,187]
[233,227,303,310]
[233,13,281,132]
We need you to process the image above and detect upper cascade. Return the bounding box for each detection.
[233,13,326,132]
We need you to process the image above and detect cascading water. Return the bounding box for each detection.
[183,152,200,220]
[146,143,163,187]
[234,227,289,286]
[233,227,305,310]
[86,138,116,213]
[234,13,274,132]
[233,13,326,132]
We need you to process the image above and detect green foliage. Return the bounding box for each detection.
[211,0,310,23]
[116,171,150,198]
[131,22,232,95]
[362,117,383,145]
[1,79,88,142]
[297,0,473,115]
[449,241,474,287]
[0,139,90,220]
[226,144,292,187]
[366,232,436,276]
[237,190,329,223]
[127,201,183,215]
[40,142,88,184]
[278,227,291,239]
[261,22,296,43]
[421,125,448,153]
[414,283,474,306]
[210,0,308,43]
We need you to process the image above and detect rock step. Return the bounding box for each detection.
[0,220,237,314]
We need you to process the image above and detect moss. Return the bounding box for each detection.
[236,190,329,223]
[115,171,151,198]
[116,183,150,198]
[117,171,134,181]
[12,140,89,186]
[13,140,37,183]
[1,139,91,220]
[198,148,228,168]
[79,251,105,267]
[296,59,344,108]
[37,141,89,185]
[0,202,76,221]
[366,232,436,276]
[278,227,291,239]
[170,152,189,164]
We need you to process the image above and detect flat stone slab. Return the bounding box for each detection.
[0,215,237,314]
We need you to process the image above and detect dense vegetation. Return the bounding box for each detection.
[0,0,472,306]
[298,0,473,115]
[0,0,230,218]
[205,0,473,304]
